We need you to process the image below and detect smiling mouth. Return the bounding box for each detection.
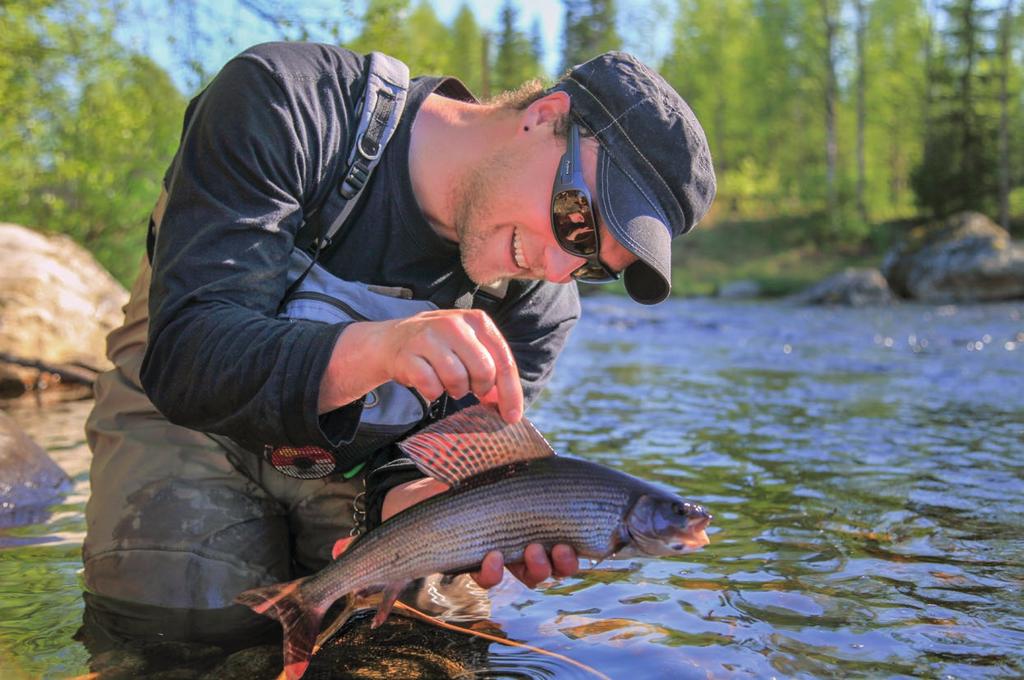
[512,228,529,270]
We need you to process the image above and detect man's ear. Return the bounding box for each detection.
[523,91,571,129]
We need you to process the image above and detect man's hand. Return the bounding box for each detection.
[319,309,523,424]
[331,478,579,588]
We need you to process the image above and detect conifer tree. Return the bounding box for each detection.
[449,3,486,96]
[912,0,1003,217]
[561,0,622,72]
[492,0,544,93]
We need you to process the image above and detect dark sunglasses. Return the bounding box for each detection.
[551,123,621,283]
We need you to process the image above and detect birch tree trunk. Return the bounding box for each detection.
[997,1,1013,230]
[820,0,839,234]
[855,0,868,222]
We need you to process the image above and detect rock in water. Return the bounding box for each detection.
[717,279,763,299]
[0,223,129,374]
[882,212,1024,303]
[304,609,492,680]
[0,409,71,527]
[789,268,894,307]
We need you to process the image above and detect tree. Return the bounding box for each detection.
[861,0,928,218]
[47,54,185,283]
[404,0,454,75]
[449,3,487,96]
[854,0,868,222]
[817,0,841,235]
[0,0,185,284]
[913,0,1003,217]
[492,0,544,93]
[996,0,1018,229]
[115,0,360,90]
[561,0,622,72]
[347,0,415,63]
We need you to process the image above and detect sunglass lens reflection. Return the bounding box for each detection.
[552,190,597,256]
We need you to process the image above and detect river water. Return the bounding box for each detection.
[2,296,1022,678]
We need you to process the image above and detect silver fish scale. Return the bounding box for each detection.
[302,457,647,607]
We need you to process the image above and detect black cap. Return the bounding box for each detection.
[553,52,716,304]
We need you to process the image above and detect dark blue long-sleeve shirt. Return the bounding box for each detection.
[140,42,580,456]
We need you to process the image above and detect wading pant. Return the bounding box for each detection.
[82,253,363,647]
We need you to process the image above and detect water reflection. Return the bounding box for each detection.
[3,297,1024,677]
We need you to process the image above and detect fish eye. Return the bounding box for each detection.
[672,503,688,516]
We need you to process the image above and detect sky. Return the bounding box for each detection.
[116,0,673,94]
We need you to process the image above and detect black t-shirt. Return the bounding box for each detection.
[140,42,580,455]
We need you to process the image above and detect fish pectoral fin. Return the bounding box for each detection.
[371,580,412,629]
[608,520,633,557]
[397,404,555,486]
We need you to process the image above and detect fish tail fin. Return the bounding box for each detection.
[235,577,328,680]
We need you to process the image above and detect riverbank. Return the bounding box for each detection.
[662,214,1024,298]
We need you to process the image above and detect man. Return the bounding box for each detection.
[82,42,715,646]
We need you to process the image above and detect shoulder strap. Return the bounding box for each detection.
[286,52,410,300]
[318,52,410,249]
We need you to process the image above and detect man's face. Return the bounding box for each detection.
[451,129,637,287]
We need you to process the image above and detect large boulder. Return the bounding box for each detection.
[0,222,128,380]
[0,409,71,527]
[882,212,1024,303]
[789,268,895,307]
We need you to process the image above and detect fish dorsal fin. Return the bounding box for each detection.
[397,404,555,486]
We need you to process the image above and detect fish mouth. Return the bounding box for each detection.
[669,513,712,551]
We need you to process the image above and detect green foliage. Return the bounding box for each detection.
[911,0,1006,217]
[404,0,454,75]
[347,0,415,62]
[664,0,821,216]
[492,0,545,92]
[3,0,1022,293]
[449,3,487,96]
[659,0,1024,248]
[561,0,622,71]
[670,215,881,297]
[0,0,185,285]
[354,0,458,75]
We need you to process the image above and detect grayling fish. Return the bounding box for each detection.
[236,404,711,680]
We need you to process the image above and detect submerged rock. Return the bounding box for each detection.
[882,212,1024,303]
[304,609,493,680]
[79,609,493,680]
[0,222,128,387]
[0,409,70,526]
[789,268,895,307]
[717,279,763,299]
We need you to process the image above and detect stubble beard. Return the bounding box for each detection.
[452,150,510,287]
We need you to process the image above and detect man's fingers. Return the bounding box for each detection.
[471,550,505,589]
[403,356,445,402]
[422,347,472,399]
[504,544,552,589]
[463,311,522,422]
[520,543,552,587]
[550,544,579,577]
[388,310,522,420]
[450,343,497,400]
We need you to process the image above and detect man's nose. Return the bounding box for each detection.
[542,245,584,283]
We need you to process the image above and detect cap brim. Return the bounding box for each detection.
[596,149,673,305]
